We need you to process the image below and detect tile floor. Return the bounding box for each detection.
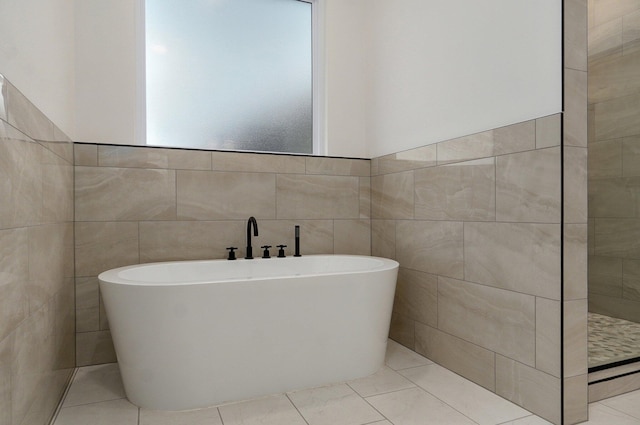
[589,312,640,368]
[51,340,640,425]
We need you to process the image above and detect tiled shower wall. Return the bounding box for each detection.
[371,105,589,423]
[73,144,371,365]
[0,75,75,425]
[588,0,640,324]
[564,0,589,423]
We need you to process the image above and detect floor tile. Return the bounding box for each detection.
[497,415,554,424]
[347,366,416,397]
[583,403,640,424]
[366,387,476,425]
[218,394,306,425]
[599,389,640,420]
[62,363,125,407]
[54,399,138,425]
[287,383,384,425]
[399,364,531,425]
[139,405,223,425]
[385,340,433,370]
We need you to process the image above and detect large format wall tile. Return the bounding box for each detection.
[564,147,588,223]
[306,157,369,176]
[496,355,561,425]
[76,331,116,366]
[589,255,623,296]
[396,220,463,279]
[371,220,396,260]
[622,136,640,176]
[565,0,588,72]
[564,374,589,424]
[464,222,561,299]
[28,223,74,314]
[589,16,622,60]
[371,172,414,219]
[99,145,211,170]
[623,258,640,300]
[139,221,246,262]
[588,177,638,217]
[493,120,536,155]
[496,147,561,223]
[75,222,139,277]
[0,74,74,425]
[76,277,99,333]
[333,220,371,255]
[74,147,374,369]
[254,220,334,256]
[0,228,28,342]
[589,50,640,104]
[565,69,588,147]
[393,268,437,327]
[0,126,43,228]
[589,293,640,323]
[74,144,97,166]
[76,166,176,221]
[536,298,561,378]
[414,158,495,221]
[5,80,55,141]
[212,151,305,173]
[536,114,562,149]
[178,170,276,220]
[436,131,494,164]
[595,92,640,141]
[589,139,622,178]
[0,332,14,425]
[595,218,640,257]
[375,145,437,175]
[42,150,73,224]
[438,277,536,366]
[359,177,371,219]
[564,299,588,378]
[414,323,496,391]
[565,224,589,300]
[277,174,359,219]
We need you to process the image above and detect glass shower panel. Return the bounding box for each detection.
[146,0,312,153]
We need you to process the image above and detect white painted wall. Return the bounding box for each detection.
[364,0,562,158]
[74,0,138,145]
[0,0,562,157]
[324,0,369,157]
[0,0,75,138]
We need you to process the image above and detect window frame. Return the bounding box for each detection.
[135,0,324,155]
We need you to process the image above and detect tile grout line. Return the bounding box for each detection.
[284,393,311,425]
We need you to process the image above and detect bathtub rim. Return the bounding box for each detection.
[98,254,399,287]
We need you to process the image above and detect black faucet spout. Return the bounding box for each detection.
[245,217,259,259]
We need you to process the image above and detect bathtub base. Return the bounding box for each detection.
[99,256,398,410]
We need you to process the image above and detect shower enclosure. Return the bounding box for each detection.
[588,0,640,384]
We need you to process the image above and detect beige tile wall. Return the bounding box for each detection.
[372,116,565,424]
[588,0,640,327]
[565,0,589,423]
[73,144,371,365]
[0,74,75,425]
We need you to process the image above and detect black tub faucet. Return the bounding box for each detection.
[245,216,259,259]
[294,225,301,257]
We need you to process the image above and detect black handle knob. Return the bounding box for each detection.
[261,245,272,259]
[277,245,287,258]
[226,247,237,260]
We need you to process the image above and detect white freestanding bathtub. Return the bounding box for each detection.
[98,255,399,410]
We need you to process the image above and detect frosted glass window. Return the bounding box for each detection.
[146,0,312,154]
